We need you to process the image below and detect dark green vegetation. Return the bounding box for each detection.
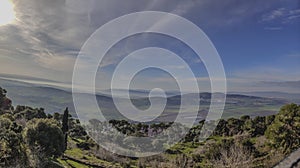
[0,86,299,167]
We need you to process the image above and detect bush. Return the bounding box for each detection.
[265,104,300,154]
[24,118,65,157]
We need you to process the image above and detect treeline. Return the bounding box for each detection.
[0,87,87,167]
[103,104,300,167]
[108,103,300,155]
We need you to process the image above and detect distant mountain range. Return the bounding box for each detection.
[0,77,298,122]
[230,91,300,103]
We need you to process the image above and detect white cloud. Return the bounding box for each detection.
[0,0,298,93]
[261,8,300,23]
[34,50,76,71]
[262,8,286,21]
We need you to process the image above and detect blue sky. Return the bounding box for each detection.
[0,0,299,93]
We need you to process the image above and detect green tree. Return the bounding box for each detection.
[265,104,300,154]
[24,118,65,158]
[213,119,229,136]
[14,106,47,120]
[0,87,7,104]
[0,116,27,166]
[226,118,244,136]
[243,116,268,137]
[62,107,69,134]
[53,112,61,121]
[62,107,69,151]
[0,87,12,112]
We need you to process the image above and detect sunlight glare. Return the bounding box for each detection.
[0,0,16,26]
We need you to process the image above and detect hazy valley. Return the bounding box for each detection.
[0,77,296,122]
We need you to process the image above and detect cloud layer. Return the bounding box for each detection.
[0,0,299,92]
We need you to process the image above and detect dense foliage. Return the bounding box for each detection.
[0,86,299,167]
[265,104,300,154]
[24,118,65,157]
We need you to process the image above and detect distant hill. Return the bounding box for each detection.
[231,91,300,104]
[0,78,291,121]
[100,89,180,98]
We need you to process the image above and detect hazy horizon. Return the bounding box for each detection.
[1,75,300,97]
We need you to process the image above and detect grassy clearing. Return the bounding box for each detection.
[57,158,90,168]
[65,140,121,168]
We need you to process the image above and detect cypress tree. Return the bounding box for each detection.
[62,107,69,151]
[62,107,69,134]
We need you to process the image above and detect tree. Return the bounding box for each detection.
[62,107,69,134]
[0,87,7,105]
[14,106,47,120]
[53,112,61,121]
[242,116,268,137]
[0,87,12,112]
[265,104,300,154]
[226,118,244,136]
[240,115,250,121]
[0,115,27,167]
[24,118,65,158]
[0,130,27,166]
[213,119,229,136]
[62,107,69,151]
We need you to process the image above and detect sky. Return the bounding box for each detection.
[0,0,299,93]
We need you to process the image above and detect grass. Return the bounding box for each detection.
[57,158,90,168]
[65,139,122,168]
[168,141,201,156]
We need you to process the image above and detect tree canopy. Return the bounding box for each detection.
[24,118,65,157]
[265,103,300,154]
